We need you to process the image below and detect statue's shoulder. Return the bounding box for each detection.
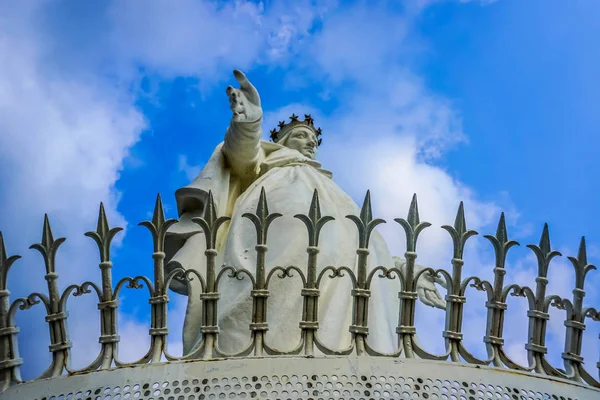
[260,139,284,154]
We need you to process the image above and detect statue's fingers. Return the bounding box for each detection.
[423,288,445,310]
[430,289,446,310]
[417,287,434,308]
[432,294,446,310]
[233,69,260,106]
[226,85,235,96]
[233,70,249,86]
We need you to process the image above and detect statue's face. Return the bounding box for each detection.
[283,127,318,159]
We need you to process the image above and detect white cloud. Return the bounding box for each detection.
[106,0,264,80]
[0,6,145,256]
[308,5,410,85]
[104,0,331,85]
[0,0,320,378]
[177,155,204,182]
[309,81,503,360]
[1,0,594,382]
[0,3,149,377]
[259,0,593,368]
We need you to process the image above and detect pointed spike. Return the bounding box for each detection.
[152,193,166,225]
[454,202,466,234]
[407,193,420,227]
[257,187,269,216]
[42,214,54,248]
[496,212,508,243]
[539,223,551,255]
[360,190,373,223]
[577,236,588,265]
[309,189,322,221]
[97,202,109,236]
[0,231,6,262]
[205,190,218,222]
[0,231,15,288]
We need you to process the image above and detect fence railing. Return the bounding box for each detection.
[0,189,598,392]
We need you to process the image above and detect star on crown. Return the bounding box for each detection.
[269,114,323,146]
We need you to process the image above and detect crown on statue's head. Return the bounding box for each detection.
[269,114,323,146]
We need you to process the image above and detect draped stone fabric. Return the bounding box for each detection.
[165,119,447,356]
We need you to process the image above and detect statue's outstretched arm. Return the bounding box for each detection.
[223,70,265,181]
[393,256,447,310]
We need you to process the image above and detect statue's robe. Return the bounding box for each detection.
[165,119,399,355]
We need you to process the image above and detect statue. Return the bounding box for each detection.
[165,70,445,356]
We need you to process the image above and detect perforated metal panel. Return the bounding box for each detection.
[3,357,597,400]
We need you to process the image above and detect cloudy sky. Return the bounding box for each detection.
[1,0,599,380]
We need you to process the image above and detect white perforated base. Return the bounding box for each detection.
[3,357,597,400]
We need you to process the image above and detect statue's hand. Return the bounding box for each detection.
[393,256,447,310]
[226,70,262,123]
[415,270,446,310]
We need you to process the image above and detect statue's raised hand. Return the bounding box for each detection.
[226,70,262,123]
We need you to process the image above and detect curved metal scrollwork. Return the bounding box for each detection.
[313,266,356,356]
[263,265,306,356]
[1,188,600,393]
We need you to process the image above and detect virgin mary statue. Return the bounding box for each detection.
[164,70,445,356]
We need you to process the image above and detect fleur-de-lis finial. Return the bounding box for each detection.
[527,223,561,279]
[85,202,123,263]
[442,202,477,259]
[192,191,231,249]
[395,194,431,253]
[567,236,596,290]
[242,188,282,245]
[139,194,178,253]
[29,214,66,275]
[294,189,334,247]
[347,191,385,249]
[483,212,519,265]
[0,232,21,290]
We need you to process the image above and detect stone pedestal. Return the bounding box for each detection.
[3,357,597,400]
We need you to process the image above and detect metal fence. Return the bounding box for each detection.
[0,189,598,392]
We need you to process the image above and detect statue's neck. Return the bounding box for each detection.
[259,147,332,178]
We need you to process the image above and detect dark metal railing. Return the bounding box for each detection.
[0,189,598,391]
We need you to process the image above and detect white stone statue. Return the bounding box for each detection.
[165,70,445,356]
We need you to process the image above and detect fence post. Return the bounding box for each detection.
[0,232,22,391]
[29,215,70,378]
[242,188,281,357]
[85,203,123,369]
[140,194,178,363]
[441,203,477,362]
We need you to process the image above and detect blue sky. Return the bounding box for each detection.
[1,0,599,379]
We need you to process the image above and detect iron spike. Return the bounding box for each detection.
[496,212,508,244]
[577,236,588,266]
[539,223,551,256]
[407,193,420,228]
[360,191,373,224]
[454,202,466,236]
[41,214,54,250]
[309,189,322,222]
[96,202,110,238]
[152,193,166,227]
[257,187,269,218]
